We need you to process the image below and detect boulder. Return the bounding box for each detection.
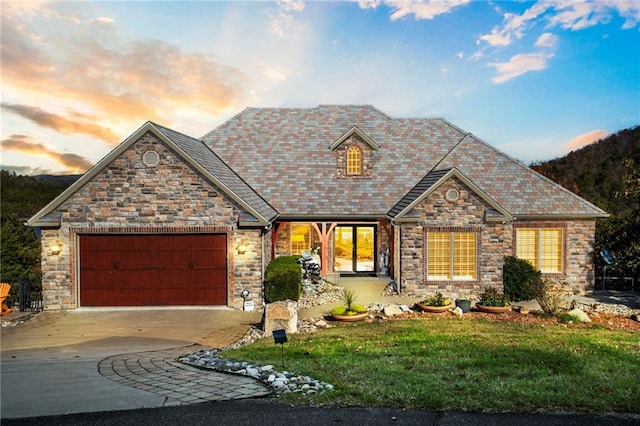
[263,300,298,334]
[566,308,591,323]
[383,304,404,317]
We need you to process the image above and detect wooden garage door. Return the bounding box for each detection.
[79,234,227,306]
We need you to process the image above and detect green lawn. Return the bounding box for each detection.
[223,317,640,413]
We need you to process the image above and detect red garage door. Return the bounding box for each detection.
[79,234,227,306]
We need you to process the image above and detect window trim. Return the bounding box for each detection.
[515,225,565,274]
[426,231,477,281]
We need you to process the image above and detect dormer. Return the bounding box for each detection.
[330,126,379,179]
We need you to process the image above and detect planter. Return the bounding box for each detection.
[332,312,369,322]
[455,299,472,313]
[417,303,452,313]
[476,304,510,314]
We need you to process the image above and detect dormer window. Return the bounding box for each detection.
[347,146,362,175]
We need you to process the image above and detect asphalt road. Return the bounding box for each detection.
[4,399,639,426]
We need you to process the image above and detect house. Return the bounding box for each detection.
[28,105,608,310]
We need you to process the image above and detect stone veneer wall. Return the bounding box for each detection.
[399,177,597,299]
[514,219,596,295]
[399,178,512,300]
[334,135,375,179]
[39,132,265,310]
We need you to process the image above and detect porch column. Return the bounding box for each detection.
[311,222,336,276]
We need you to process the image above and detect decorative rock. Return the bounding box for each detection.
[567,308,591,323]
[452,307,463,317]
[264,300,298,334]
[519,306,530,315]
[315,319,328,328]
[383,305,404,317]
[399,304,411,312]
[180,350,334,396]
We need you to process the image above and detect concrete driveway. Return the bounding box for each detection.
[0,308,262,419]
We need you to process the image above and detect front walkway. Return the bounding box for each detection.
[98,346,271,406]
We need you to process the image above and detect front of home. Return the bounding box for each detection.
[28,105,608,310]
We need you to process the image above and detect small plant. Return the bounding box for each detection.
[479,287,510,307]
[420,292,451,307]
[331,289,368,317]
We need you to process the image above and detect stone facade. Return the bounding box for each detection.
[514,219,596,295]
[39,132,266,310]
[334,135,375,179]
[398,178,597,299]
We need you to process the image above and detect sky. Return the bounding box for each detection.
[1,0,639,175]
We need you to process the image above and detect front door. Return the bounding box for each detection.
[334,225,376,274]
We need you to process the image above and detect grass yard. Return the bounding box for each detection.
[223,317,640,413]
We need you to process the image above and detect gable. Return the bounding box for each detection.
[28,122,278,228]
[388,168,513,223]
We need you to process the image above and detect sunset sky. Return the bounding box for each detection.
[1,0,638,175]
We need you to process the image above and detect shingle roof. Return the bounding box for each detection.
[152,123,278,224]
[202,105,607,219]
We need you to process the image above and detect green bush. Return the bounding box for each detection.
[503,256,543,302]
[264,256,302,303]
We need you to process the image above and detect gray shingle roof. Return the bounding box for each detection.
[202,105,607,219]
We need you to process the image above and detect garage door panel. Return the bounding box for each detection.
[80,234,227,307]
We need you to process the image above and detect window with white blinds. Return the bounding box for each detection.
[516,228,563,273]
[427,232,476,281]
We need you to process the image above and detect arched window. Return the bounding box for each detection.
[346,146,362,175]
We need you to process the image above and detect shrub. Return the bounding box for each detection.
[503,256,543,302]
[264,256,302,303]
[535,280,564,316]
[479,287,509,307]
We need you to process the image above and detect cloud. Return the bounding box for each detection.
[566,129,608,152]
[1,4,249,128]
[456,51,464,59]
[548,0,640,30]
[270,0,306,39]
[2,103,120,143]
[478,1,639,49]
[489,52,553,84]
[356,0,470,21]
[535,32,559,48]
[1,135,93,173]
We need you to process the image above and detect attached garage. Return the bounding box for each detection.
[79,234,227,307]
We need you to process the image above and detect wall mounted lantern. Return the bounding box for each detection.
[51,241,61,255]
[237,244,247,255]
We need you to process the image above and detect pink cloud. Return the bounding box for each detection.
[2,103,120,144]
[1,135,93,173]
[566,130,608,152]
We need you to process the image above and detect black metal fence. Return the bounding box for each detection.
[1,277,43,312]
[594,276,637,292]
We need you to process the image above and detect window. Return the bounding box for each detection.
[427,232,476,280]
[290,224,311,255]
[346,146,362,175]
[516,228,563,273]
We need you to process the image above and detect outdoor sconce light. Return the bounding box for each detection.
[237,244,247,255]
[51,241,61,255]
